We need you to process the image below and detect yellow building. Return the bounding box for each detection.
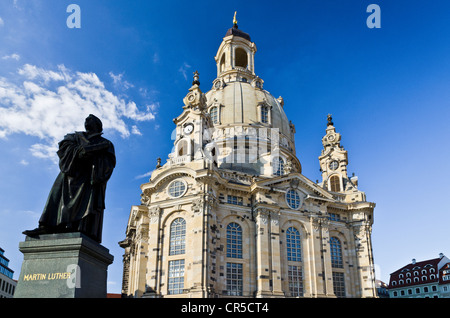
[119,20,376,298]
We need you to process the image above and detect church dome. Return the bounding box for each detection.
[205,20,296,155]
[204,81,292,143]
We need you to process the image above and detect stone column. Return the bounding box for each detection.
[146,205,162,296]
[269,210,284,296]
[255,208,271,297]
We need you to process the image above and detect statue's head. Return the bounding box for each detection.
[85,114,103,134]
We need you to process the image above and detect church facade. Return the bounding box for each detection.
[119,21,377,298]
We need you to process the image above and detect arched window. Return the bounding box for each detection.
[329,175,341,192]
[273,157,284,176]
[286,227,302,262]
[330,237,343,268]
[227,223,242,259]
[178,140,188,156]
[210,106,218,124]
[261,106,269,124]
[169,218,186,255]
[220,54,226,73]
[235,48,247,68]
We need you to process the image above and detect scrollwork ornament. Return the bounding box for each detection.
[149,206,161,224]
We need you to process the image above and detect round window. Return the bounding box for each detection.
[286,189,301,209]
[167,179,187,198]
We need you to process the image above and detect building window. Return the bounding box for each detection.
[332,272,346,298]
[227,195,243,206]
[235,48,248,68]
[273,157,284,176]
[329,175,341,192]
[416,288,420,294]
[288,265,303,297]
[227,223,243,259]
[261,106,269,124]
[168,259,185,295]
[168,179,187,198]
[210,106,219,124]
[177,140,188,156]
[328,213,341,221]
[220,54,226,73]
[169,218,186,256]
[226,263,243,296]
[286,227,302,262]
[286,189,301,209]
[330,237,343,268]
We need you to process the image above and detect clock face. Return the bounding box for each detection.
[329,160,339,170]
[184,124,194,134]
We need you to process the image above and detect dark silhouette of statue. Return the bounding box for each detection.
[23,115,116,243]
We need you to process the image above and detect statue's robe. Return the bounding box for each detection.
[38,131,115,243]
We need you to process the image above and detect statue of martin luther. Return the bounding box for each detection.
[23,114,116,243]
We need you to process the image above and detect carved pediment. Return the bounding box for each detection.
[254,173,334,201]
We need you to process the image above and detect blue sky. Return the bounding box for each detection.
[1,0,449,295]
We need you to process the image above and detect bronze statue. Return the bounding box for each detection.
[23,115,116,243]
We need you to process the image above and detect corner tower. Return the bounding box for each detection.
[318,114,366,202]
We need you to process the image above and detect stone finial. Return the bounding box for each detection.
[156,157,161,168]
[327,114,334,126]
[192,70,200,86]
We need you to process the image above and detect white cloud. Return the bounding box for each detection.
[0,64,156,161]
[2,53,20,61]
[134,170,152,180]
[109,71,134,90]
[0,17,4,27]
[131,125,142,135]
[178,62,191,80]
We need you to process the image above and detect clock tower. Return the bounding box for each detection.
[170,71,214,164]
[318,114,365,202]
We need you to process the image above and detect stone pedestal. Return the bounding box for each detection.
[14,232,113,298]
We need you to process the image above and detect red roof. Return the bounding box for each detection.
[388,257,441,288]
[107,293,122,298]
